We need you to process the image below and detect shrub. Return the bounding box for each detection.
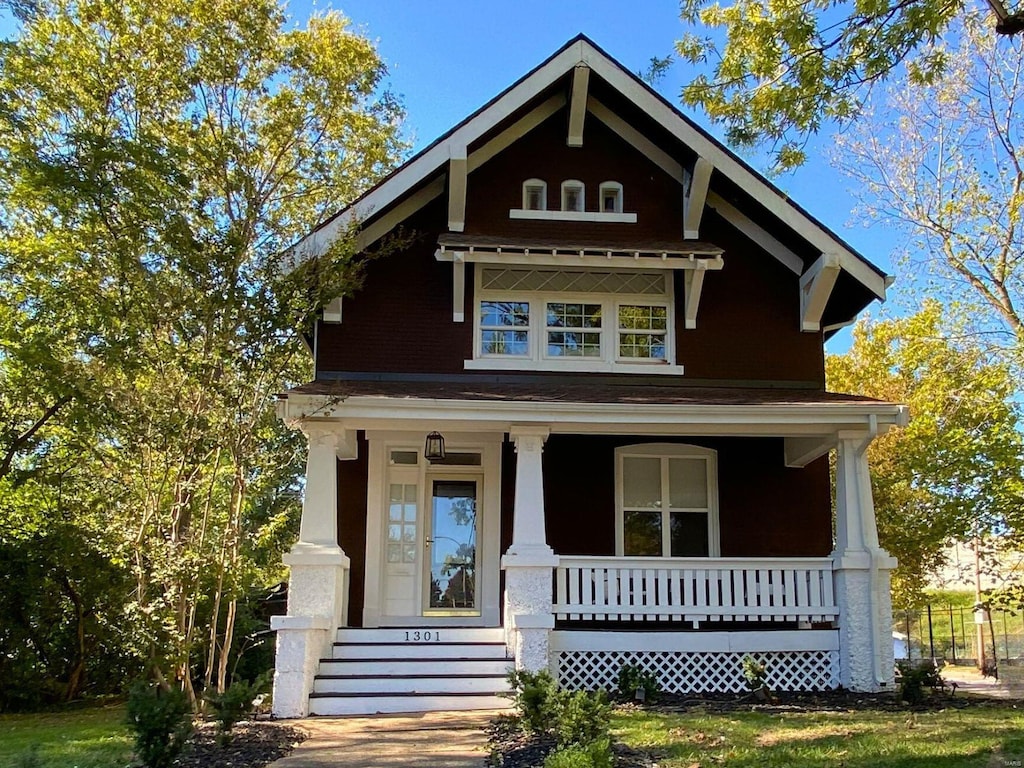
[505,669,558,735]
[550,689,611,747]
[204,674,268,743]
[543,738,613,768]
[741,655,770,697]
[125,682,194,768]
[896,659,944,704]
[12,746,42,768]
[615,663,660,702]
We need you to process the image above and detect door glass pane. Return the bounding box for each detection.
[429,480,477,611]
[670,512,709,556]
[622,457,661,509]
[623,510,661,556]
[669,458,708,509]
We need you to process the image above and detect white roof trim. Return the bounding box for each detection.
[287,37,886,303]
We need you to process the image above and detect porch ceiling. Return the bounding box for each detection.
[277,379,908,444]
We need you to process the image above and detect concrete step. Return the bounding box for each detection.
[307,692,511,716]
[313,673,511,694]
[335,627,505,644]
[332,641,507,660]
[317,657,513,676]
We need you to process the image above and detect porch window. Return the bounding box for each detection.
[480,300,530,356]
[616,444,719,557]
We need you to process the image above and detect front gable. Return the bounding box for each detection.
[298,36,889,387]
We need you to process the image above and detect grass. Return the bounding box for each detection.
[0,704,133,768]
[612,704,1024,767]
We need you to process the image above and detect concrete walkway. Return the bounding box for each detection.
[941,665,1024,699]
[268,710,505,768]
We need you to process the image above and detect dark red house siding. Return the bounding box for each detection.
[337,432,369,627]
[315,106,824,386]
[541,435,832,558]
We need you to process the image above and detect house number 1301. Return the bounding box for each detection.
[404,631,440,642]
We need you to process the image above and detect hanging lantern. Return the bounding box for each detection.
[424,431,446,462]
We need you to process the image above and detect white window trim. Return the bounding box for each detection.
[599,181,623,213]
[522,178,547,211]
[470,271,683,373]
[508,208,637,223]
[614,443,720,558]
[561,179,585,212]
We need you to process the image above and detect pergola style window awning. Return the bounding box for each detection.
[435,234,724,327]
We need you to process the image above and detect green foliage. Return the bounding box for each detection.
[827,302,1024,608]
[676,0,973,170]
[895,660,944,704]
[741,656,769,694]
[11,746,42,768]
[543,738,613,768]
[203,674,268,742]
[125,684,194,768]
[505,669,559,735]
[615,663,660,702]
[0,0,405,703]
[550,689,611,747]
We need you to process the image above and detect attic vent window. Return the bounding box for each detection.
[600,182,623,213]
[523,179,547,211]
[561,180,584,212]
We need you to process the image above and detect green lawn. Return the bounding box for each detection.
[613,705,1024,767]
[0,705,133,768]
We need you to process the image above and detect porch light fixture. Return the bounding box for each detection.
[424,431,446,462]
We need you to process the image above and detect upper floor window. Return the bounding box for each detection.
[561,180,585,212]
[616,444,719,558]
[469,267,681,373]
[599,181,623,213]
[522,179,547,211]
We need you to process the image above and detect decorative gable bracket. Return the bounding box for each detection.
[799,253,842,332]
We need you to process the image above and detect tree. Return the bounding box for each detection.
[826,302,1024,608]
[676,0,1024,170]
[834,12,1024,357]
[0,0,404,705]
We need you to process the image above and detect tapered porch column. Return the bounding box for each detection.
[502,426,558,673]
[271,423,356,718]
[832,433,897,692]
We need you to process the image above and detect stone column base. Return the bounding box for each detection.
[503,547,558,675]
[833,548,897,692]
[270,616,331,718]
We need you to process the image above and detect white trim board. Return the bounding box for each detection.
[284,36,887,306]
[551,629,839,654]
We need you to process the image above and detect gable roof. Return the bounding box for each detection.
[287,35,889,323]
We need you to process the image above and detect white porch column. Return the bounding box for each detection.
[271,423,356,718]
[502,426,558,673]
[832,433,897,692]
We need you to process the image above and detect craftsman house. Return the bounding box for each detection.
[270,36,906,717]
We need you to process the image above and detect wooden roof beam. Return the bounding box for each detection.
[799,252,842,332]
[447,146,468,233]
[567,64,590,147]
[707,192,803,275]
[683,260,710,329]
[684,157,713,240]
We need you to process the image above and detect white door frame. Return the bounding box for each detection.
[362,431,502,628]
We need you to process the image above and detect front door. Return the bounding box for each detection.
[425,477,481,616]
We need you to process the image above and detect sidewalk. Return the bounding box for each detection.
[268,710,504,768]
[941,664,1024,699]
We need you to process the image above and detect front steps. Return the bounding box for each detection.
[309,627,514,715]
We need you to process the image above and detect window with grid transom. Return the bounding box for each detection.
[471,267,678,372]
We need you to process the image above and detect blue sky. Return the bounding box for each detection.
[291,0,895,351]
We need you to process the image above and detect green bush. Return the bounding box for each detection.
[204,674,268,743]
[741,655,770,696]
[615,663,660,702]
[550,689,611,747]
[505,669,558,735]
[896,659,944,704]
[11,745,42,768]
[543,738,613,768]
[125,682,193,768]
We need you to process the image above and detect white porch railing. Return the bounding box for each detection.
[553,556,837,626]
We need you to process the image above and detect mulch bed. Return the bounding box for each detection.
[485,714,656,768]
[174,721,308,768]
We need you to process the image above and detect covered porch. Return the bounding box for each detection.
[271,380,907,715]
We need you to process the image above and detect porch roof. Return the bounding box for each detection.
[284,378,885,407]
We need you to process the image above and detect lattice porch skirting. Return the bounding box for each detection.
[551,630,840,693]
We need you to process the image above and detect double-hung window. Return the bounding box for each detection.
[616,444,719,557]
[473,268,679,372]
